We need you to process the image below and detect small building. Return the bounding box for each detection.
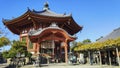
[97,27,120,65]
[2,2,82,63]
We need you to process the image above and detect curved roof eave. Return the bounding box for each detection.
[3,9,72,25]
[2,8,82,35]
[3,8,32,25]
[70,16,83,34]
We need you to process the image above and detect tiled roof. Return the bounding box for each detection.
[32,9,71,17]
[98,27,120,42]
[32,1,71,17]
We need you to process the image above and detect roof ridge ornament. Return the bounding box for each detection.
[27,7,31,11]
[43,2,50,10]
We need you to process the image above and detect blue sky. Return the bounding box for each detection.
[0,0,120,51]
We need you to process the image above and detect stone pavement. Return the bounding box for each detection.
[0,63,9,68]
[20,63,120,68]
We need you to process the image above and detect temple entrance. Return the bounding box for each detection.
[40,40,65,63]
[54,41,61,63]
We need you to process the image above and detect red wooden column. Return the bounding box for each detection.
[37,43,40,53]
[64,39,68,63]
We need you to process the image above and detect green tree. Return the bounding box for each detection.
[12,41,27,53]
[71,41,77,51]
[0,36,10,48]
[71,41,77,47]
[73,41,83,51]
[82,39,91,44]
[2,51,9,59]
[77,42,83,46]
[2,40,28,58]
[10,41,27,57]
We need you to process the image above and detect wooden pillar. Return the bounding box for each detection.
[98,51,102,66]
[108,50,111,66]
[88,51,91,64]
[64,39,68,63]
[37,43,40,53]
[60,44,61,53]
[33,43,36,52]
[116,47,120,66]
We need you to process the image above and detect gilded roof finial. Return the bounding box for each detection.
[43,2,50,10]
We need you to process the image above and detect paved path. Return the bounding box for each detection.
[0,63,8,68]
[1,63,119,68]
[20,63,120,68]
